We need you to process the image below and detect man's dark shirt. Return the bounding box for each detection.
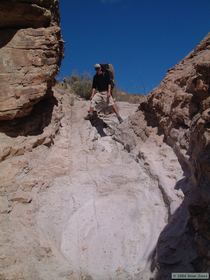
[92,72,111,92]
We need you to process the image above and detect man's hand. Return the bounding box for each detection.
[90,88,96,100]
[107,91,111,98]
[107,84,112,99]
[107,91,111,104]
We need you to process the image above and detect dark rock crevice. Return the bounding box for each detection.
[0,93,57,137]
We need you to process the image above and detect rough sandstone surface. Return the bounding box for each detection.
[0,1,210,278]
[0,93,184,279]
[0,0,63,120]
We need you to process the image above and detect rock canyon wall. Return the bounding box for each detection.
[0,0,64,163]
[117,32,210,278]
[141,33,210,276]
[0,0,63,120]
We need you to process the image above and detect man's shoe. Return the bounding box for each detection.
[117,116,123,124]
[84,113,93,120]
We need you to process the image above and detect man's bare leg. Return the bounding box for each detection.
[89,106,94,113]
[112,104,123,123]
[84,106,97,120]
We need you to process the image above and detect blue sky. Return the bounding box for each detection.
[58,0,210,94]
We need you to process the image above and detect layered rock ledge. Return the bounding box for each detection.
[0,0,63,120]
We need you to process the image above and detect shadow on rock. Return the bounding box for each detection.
[90,115,108,137]
[150,179,199,280]
[0,29,17,48]
[0,93,57,137]
[138,101,164,136]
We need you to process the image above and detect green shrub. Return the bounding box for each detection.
[115,91,146,103]
[63,74,92,100]
[62,73,145,103]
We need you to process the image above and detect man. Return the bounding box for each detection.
[84,64,123,123]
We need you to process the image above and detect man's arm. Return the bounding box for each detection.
[91,76,96,99]
[105,72,112,97]
[91,88,96,100]
[107,84,111,97]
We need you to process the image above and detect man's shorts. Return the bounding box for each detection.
[90,91,115,111]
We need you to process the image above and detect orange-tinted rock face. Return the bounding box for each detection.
[139,33,210,161]
[135,33,210,275]
[0,0,63,120]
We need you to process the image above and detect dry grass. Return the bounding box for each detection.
[57,75,146,104]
